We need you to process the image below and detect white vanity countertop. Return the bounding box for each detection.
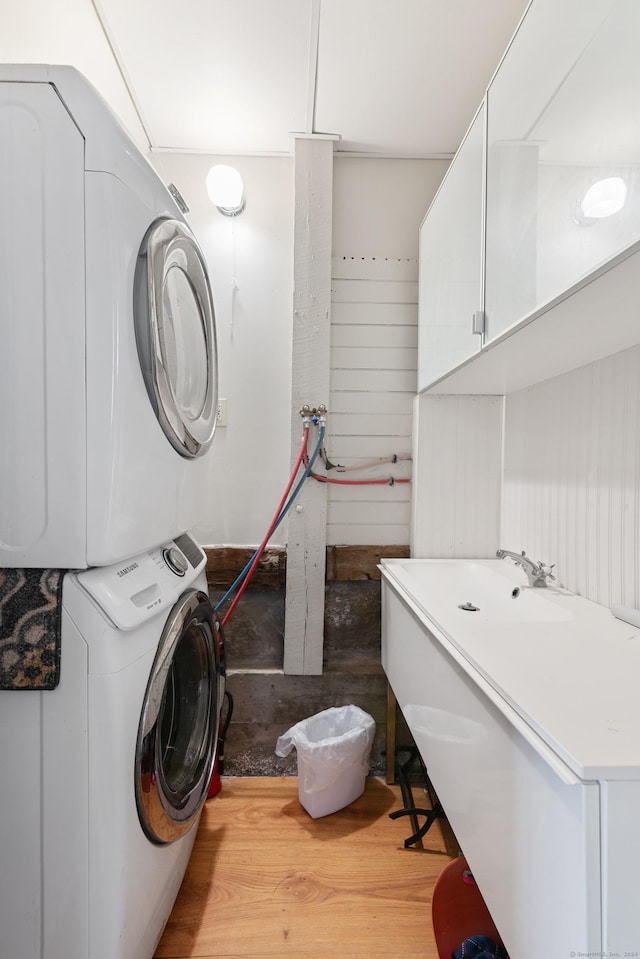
[381,558,640,781]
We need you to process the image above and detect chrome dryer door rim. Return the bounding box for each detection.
[135,218,218,458]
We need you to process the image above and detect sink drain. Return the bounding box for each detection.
[458,602,480,612]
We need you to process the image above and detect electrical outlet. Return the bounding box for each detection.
[216,398,227,427]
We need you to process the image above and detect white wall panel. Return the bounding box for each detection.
[332,346,417,371]
[326,484,411,504]
[328,436,414,460]
[331,302,419,326]
[327,254,417,545]
[331,324,417,349]
[502,346,640,608]
[328,499,410,527]
[329,524,410,547]
[329,413,413,437]
[331,278,419,304]
[330,392,413,415]
[331,369,417,392]
[326,158,446,546]
[333,257,420,282]
[412,394,503,557]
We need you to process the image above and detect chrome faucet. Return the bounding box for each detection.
[496,549,556,587]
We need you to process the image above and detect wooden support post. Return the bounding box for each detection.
[283,135,334,675]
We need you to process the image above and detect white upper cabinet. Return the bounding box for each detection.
[485,0,640,342]
[419,0,640,393]
[418,105,484,391]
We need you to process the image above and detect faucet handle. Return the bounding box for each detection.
[538,562,556,582]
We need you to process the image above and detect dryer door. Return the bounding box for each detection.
[135,218,218,458]
[135,589,223,844]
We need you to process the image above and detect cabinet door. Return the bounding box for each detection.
[485,0,640,342]
[418,105,484,390]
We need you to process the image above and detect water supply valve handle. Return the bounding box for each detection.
[299,403,328,424]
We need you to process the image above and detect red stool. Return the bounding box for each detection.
[432,856,504,959]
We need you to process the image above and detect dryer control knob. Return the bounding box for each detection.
[163,547,188,576]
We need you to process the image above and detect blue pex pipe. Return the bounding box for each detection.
[213,424,326,614]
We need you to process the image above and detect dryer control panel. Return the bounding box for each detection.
[77,534,206,630]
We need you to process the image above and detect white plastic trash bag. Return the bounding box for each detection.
[275,705,375,818]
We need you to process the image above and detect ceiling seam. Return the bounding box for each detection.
[150,146,293,158]
[306,0,322,133]
[149,146,455,161]
[91,0,155,150]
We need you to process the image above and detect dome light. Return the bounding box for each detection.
[581,176,627,219]
[206,165,245,216]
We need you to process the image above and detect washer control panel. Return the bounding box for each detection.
[77,534,206,630]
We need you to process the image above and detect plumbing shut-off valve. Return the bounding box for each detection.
[299,403,328,424]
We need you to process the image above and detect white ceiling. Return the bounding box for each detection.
[100,0,531,156]
[0,0,531,157]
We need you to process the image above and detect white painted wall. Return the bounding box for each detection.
[502,345,640,608]
[411,341,640,612]
[328,157,448,545]
[0,0,147,150]
[333,157,449,259]
[151,154,449,549]
[412,394,503,558]
[152,153,295,547]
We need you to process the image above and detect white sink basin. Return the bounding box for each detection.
[384,559,573,631]
[380,556,640,780]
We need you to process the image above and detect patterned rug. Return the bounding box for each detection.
[0,569,64,690]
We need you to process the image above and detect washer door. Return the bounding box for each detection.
[135,589,223,844]
[135,218,218,458]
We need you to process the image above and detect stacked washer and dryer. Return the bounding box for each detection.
[0,65,225,959]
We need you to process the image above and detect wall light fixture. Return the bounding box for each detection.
[206,164,245,216]
[581,176,627,220]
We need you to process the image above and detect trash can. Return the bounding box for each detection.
[275,704,375,819]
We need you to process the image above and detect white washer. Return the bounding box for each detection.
[0,533,225,959]
[0,64,218,569]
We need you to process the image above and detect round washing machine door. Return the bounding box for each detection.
[135,589,223,844]
[135,218,218,458]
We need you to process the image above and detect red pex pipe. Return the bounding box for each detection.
[309,472,410,486]
[221,426,310,628]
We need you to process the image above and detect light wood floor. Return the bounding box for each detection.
[156,776,459,959]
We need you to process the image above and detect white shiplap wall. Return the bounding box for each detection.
[502,345,640,608]
[327,255,417,545]
[411,393,504,557]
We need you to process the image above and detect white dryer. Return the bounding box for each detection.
[0,64,218,569]
[0,533,225,959]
